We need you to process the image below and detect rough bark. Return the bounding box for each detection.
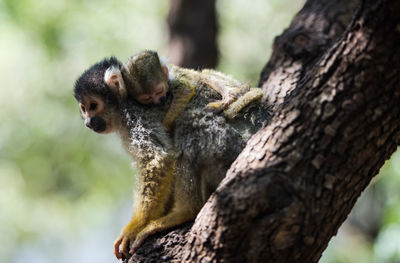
[127,0,400,262]
[259,0,359,110]
[167,0,218,69]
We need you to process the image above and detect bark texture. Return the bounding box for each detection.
[259,0,359,110]
[127,0,400,262]
[167,0,218,69]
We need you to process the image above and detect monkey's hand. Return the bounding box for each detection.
[114,155,175,259]
[130,205,197,254]
[114,219,144,259]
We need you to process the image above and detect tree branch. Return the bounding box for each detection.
[167,0,218,69]
[259,0,359,110]
[185,0,400,262]
[127,0,400,262]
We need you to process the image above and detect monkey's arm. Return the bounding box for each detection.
[162,79,195,132]
[114,128,175,259]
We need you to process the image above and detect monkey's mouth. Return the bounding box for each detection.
[86,116,107,133]
[158,95,168,104]
[157,92,171,105]
[92,125,106,133]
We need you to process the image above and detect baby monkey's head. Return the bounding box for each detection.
[121,50,169,105]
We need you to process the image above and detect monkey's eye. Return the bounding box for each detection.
[80,105,86,113]
[89,102,98,111]
[142,98,152,103]
[138,95,153,104]
[154,85,164,94]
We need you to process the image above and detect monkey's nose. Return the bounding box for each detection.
[87,116,106,133]
[85,119,92,129]
[159,95,167,104]
[152,94,161,104]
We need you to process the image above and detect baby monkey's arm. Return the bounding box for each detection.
[118,50,263,131]
[162,79,195,132]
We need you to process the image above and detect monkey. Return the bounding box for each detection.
[74,57,270,259]
[105,50,264,132]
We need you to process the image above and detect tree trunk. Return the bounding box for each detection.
[259,0,360,110]
[167,0,218,69]
[128,0,400,262]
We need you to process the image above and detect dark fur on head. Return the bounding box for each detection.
[74,56,122,105]
[128,50,167,87]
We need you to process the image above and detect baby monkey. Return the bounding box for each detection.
[105,50,264,131]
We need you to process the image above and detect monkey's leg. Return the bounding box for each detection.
[202,69,244,87]
[201,71,251,113]
[163,80,195,132]
[114,157,175,259]
[129,203,198,254]
[223,88,264,119]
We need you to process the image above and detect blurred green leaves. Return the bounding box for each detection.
[217,0,301,85]
[0,1,168,261]
[1,0,399,262]
[321,150,400,263]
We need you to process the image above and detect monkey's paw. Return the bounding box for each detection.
[205,101,229,113]
[114,230,139,259]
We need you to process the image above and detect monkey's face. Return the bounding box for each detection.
[78,94,120,134]
[135,81,168,105]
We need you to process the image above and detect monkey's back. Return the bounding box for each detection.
[172,86,270,208]
[121,81,270,213]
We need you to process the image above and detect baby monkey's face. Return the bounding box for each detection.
[136,82,168,105]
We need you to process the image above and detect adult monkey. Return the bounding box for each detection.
[74,57,270,259]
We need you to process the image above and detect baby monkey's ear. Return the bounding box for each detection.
[162,65,168,77]
[104,65,127,100]
[159,56,169,79]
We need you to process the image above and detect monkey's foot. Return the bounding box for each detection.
[206,84,251,113]
[205,98,236,113]
[223,88,264,119]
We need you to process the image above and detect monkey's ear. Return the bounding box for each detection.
[162,65,169,78]
[104,65,127,100]
[160,56,169,78]
[159,55,168,66]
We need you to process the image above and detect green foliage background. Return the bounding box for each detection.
[0,0,399,262]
